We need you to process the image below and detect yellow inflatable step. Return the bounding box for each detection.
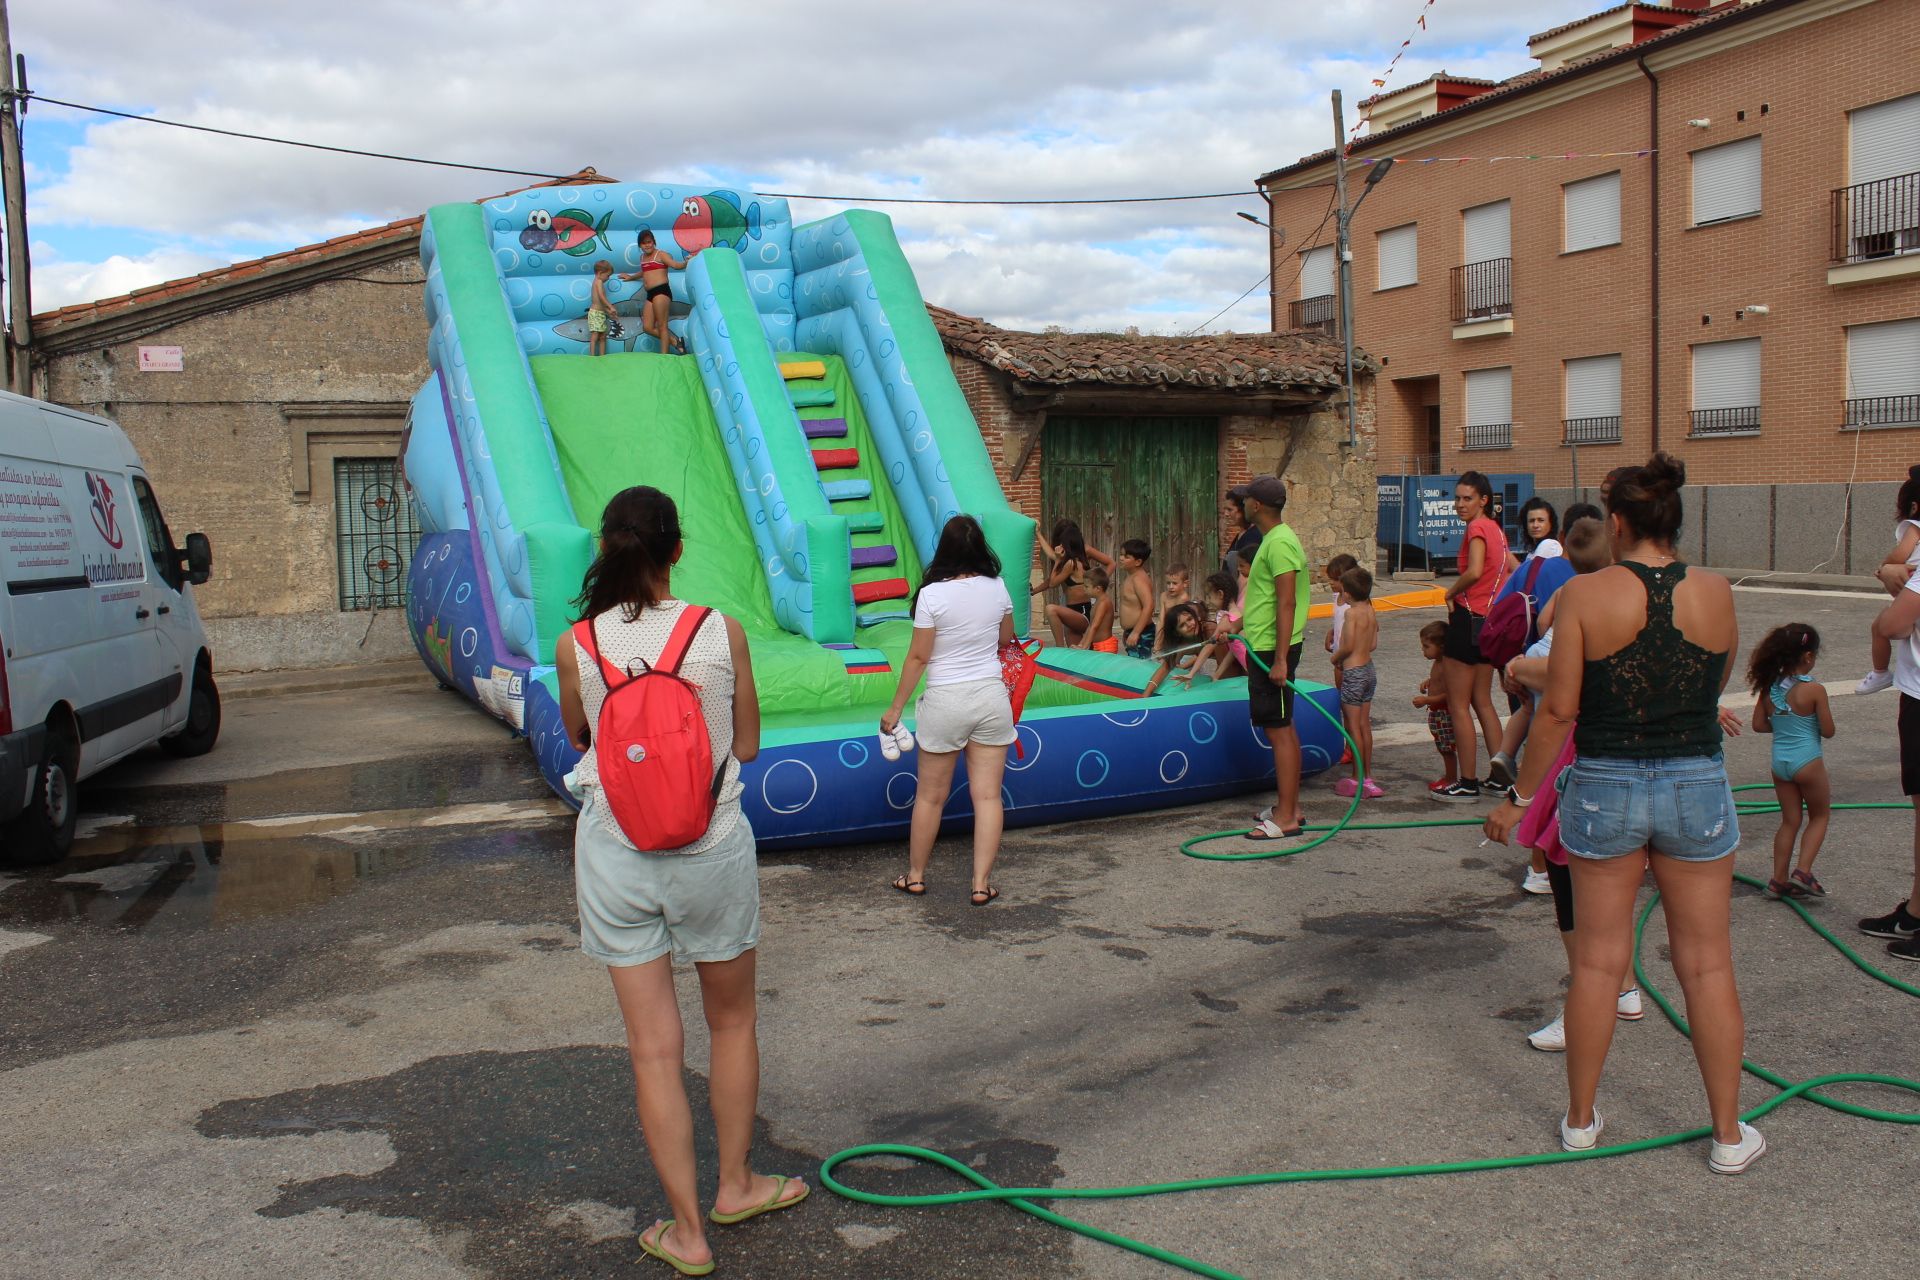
[780,360,827,381]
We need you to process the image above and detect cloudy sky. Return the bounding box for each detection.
[15,0,1604,332]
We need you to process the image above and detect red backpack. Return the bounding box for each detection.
[575,606,722,850]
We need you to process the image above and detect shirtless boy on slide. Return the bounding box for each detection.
[1117,540,1156,659]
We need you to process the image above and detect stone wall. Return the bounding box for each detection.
[40,255,432,673]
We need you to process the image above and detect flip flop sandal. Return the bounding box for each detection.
[970,886,999,906]
[638,1220,714,1277]
[1790,869,1826,897]
[1245,817,1305,841]
[709,1175,810,1225]
[891,874,927,896]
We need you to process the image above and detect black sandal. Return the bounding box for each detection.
[892,874,927,896]
[970,887,999,907]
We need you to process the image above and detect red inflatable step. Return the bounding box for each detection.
[852,577,910,605]
[811,447,860,470]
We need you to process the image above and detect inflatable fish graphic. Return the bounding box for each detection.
[671,192,763,254]
[519,207,613,256]
[552,297,691,352]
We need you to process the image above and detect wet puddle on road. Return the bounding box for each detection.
[0,799,573,933]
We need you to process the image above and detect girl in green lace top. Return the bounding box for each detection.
[1484,453,1765,1175]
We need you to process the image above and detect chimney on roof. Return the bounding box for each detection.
[1528,3,1703,71]
[1360,74,1497,132]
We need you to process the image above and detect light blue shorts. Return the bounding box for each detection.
[1557,754,1739,863]
[574,791,760,966]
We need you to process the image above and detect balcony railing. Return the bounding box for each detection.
[1463,422,1513,450]
[1450,257,1512,322]
[1832,172,1920,265]
[1845,394,1920,430]
[1289,293,1338,336]
[1688,406,1761,437]
[1563,415,1623,445]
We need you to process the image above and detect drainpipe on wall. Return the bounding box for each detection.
[1637,55,1661,456]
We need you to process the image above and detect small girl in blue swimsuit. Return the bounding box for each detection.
[1749,623,1836,899]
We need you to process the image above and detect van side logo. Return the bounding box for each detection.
[86,472,124,549]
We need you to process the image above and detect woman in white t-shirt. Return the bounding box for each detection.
[881,515,1018,905]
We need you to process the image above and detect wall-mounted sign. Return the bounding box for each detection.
[137,345,183,372]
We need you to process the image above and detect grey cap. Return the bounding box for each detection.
[1244,474,1287,509]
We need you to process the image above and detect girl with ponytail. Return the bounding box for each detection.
[557,485,807,1272]
[1855,464,1920,695]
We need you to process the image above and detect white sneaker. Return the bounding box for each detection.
[1560,1108,1604,1152]
[1616,988,1645,1021]
[1527,1013,1566,1052]
[1522,868,1552,896]
[1857,669,1894,695]
[1708,1121,1767,1174]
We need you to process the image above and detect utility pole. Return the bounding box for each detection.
[1332,90,1355,448]
[0,0,32,397]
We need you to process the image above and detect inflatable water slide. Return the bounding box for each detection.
[402,181,1340,848]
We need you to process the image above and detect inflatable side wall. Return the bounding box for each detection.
[792,211,1035,635]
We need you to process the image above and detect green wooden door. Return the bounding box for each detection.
[1042,416,1220,580]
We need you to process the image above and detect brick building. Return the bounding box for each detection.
[1260,0,1919,573]
[931,306,1378,581]
[26,175,1374,672]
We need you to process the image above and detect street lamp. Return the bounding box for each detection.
[1332,107,1395,448]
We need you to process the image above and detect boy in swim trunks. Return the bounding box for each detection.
[1080,568,1118,653]
[1117,540,1157,659]
[586,260,618,357]
[1330,567,1381,798]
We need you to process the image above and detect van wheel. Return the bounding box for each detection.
[2,726,79,866]
[161,665,222,758]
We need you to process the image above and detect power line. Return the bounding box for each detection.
[24,94,575,180]
[1184,189,1338,336]
[23,93,1262,206]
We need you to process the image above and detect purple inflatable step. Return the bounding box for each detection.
[850,544,898,569]
[803,418,847,440]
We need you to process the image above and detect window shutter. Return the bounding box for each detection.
[1463,201,1511,265]
[1850,93,1920,186]
[1564,354,1622,419]
[1299,246,1335,298]
[1465,367,1513,426]
[1847,319,1920,399]
[1691,137,1762,225]
[1691,338,1761,410]
[1377,224,1418,288]
[1564,172,1622,252]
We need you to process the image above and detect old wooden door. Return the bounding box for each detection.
[1041,416,1219,579]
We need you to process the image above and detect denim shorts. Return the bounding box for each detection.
[1557,754,1739,863]
[574,791,760,966]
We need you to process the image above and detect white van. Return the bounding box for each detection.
[1,392,218,864]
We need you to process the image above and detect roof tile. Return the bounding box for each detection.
[926,304,1357,392]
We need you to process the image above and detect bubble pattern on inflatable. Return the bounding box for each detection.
[483,185,797,357]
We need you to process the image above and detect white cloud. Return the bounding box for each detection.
[16,0,1613,327]
[30,243,228,310]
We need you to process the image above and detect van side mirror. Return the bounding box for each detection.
[182,533,213,585]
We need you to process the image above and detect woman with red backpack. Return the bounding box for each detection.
[557,485,806,1277]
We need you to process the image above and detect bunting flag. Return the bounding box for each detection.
[1352,0,1446,140]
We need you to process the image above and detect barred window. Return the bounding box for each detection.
[334,457,419,610]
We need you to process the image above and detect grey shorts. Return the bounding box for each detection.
[1558,754,1740,863]
[915,677,1016,753]
[574,791,761,966]
[1338,663,1377,707]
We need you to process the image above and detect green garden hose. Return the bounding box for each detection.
[823,660,1920,1279]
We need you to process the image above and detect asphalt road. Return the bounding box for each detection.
[2,583,1915,1279]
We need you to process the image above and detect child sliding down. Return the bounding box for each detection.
[1750,623,1836,899]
